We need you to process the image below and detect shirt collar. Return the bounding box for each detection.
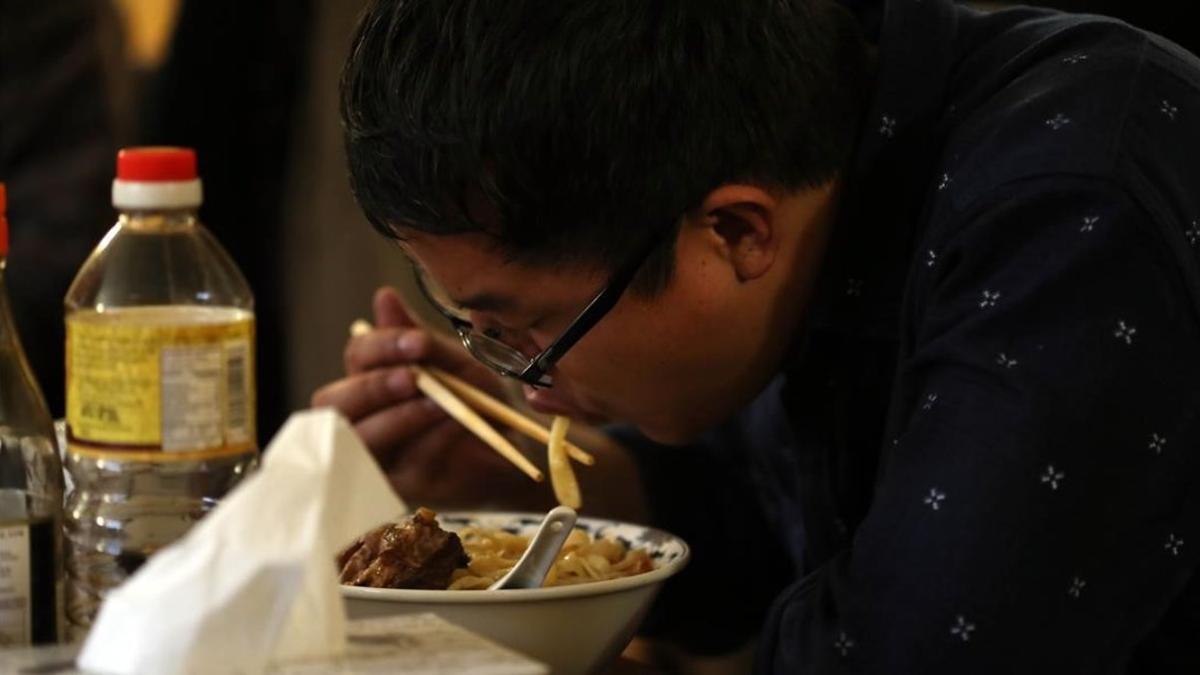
[802,0,961,343]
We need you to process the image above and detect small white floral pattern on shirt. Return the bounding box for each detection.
[1160,99,1179,121]
[1062,53,1088,64]
[996,353,1018,369]
[1166,533,1184,556]
[834,632,855,657]
[1149,433,1167,455]
[846,278,864,297]
[938,173,953,191]
[924,488,946,511]
[1068,577,1086,598]
[1186,221,1200,246]
[1041,465,1065,490]
[922,393,939,410]
[1080,215,1098,232]
[1114,320,1137,345]
[950,616,976,642]
[1045,113,1071,130]
[979,290,1001,308]
[926,250,938,267]
[880,115,896,137]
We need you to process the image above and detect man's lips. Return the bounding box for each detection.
[524,384,615,423]
[523,387,583,417]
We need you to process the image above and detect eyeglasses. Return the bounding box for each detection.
[413,225,673,388]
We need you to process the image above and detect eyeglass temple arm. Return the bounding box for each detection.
[527,226,672,376]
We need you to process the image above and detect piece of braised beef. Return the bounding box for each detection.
[337,507,469,589]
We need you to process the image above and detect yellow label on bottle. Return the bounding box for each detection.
[66,306,256,459]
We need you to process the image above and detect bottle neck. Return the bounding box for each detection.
[0,257,17,347]
[118,208,199,233]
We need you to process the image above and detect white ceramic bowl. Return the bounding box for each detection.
[341,511,690,674]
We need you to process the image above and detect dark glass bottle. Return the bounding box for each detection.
[0,181,65,646]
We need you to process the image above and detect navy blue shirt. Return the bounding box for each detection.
[620,1,1200,671]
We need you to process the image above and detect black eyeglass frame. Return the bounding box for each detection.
[413,224,674,388]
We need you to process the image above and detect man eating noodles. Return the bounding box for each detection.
[312,0,1200,670]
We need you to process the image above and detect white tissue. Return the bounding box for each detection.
[76,409,407,675]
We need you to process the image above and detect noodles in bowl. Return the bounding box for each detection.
[341,511,689,674]
[450,526,655,589]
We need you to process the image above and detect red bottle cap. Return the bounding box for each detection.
[112,147,203,209]
[116,147,198,182]
[0,182,8,257]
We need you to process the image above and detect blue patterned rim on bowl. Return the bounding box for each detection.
[340,511,690,603]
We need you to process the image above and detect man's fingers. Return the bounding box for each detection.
[385,418,465,481]
[344,327,451,375]
[311,367,418,422]
[353,397,447,460]
[374,286,415,329]
[344,327,404,375]
[386,422,513,502]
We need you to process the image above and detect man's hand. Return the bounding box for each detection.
[312,286,542,509]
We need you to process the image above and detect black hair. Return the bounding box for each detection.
[341,0,870,294]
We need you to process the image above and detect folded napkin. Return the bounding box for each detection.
[77,409,406,675]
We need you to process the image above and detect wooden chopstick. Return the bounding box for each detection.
[410,366,544,482]
[424,366,595,466]
[348,320,543,482]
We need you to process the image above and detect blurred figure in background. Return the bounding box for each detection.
[277,0,437,424]
[0,1,124,416]
[138,0,434,443]
[136,0,312,443]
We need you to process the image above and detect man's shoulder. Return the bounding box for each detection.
[934,7,1200,216]
[893,10,1200,329]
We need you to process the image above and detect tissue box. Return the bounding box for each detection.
[0,614,548,674]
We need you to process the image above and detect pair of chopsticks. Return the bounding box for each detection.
[349,320,594,484]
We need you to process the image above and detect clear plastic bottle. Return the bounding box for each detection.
[0,181,65,646]
[62,148,257,639]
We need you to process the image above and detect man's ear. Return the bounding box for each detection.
[692,184,780,283]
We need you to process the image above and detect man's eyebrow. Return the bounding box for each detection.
[409,259,523,314]
[452,292,519,313]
